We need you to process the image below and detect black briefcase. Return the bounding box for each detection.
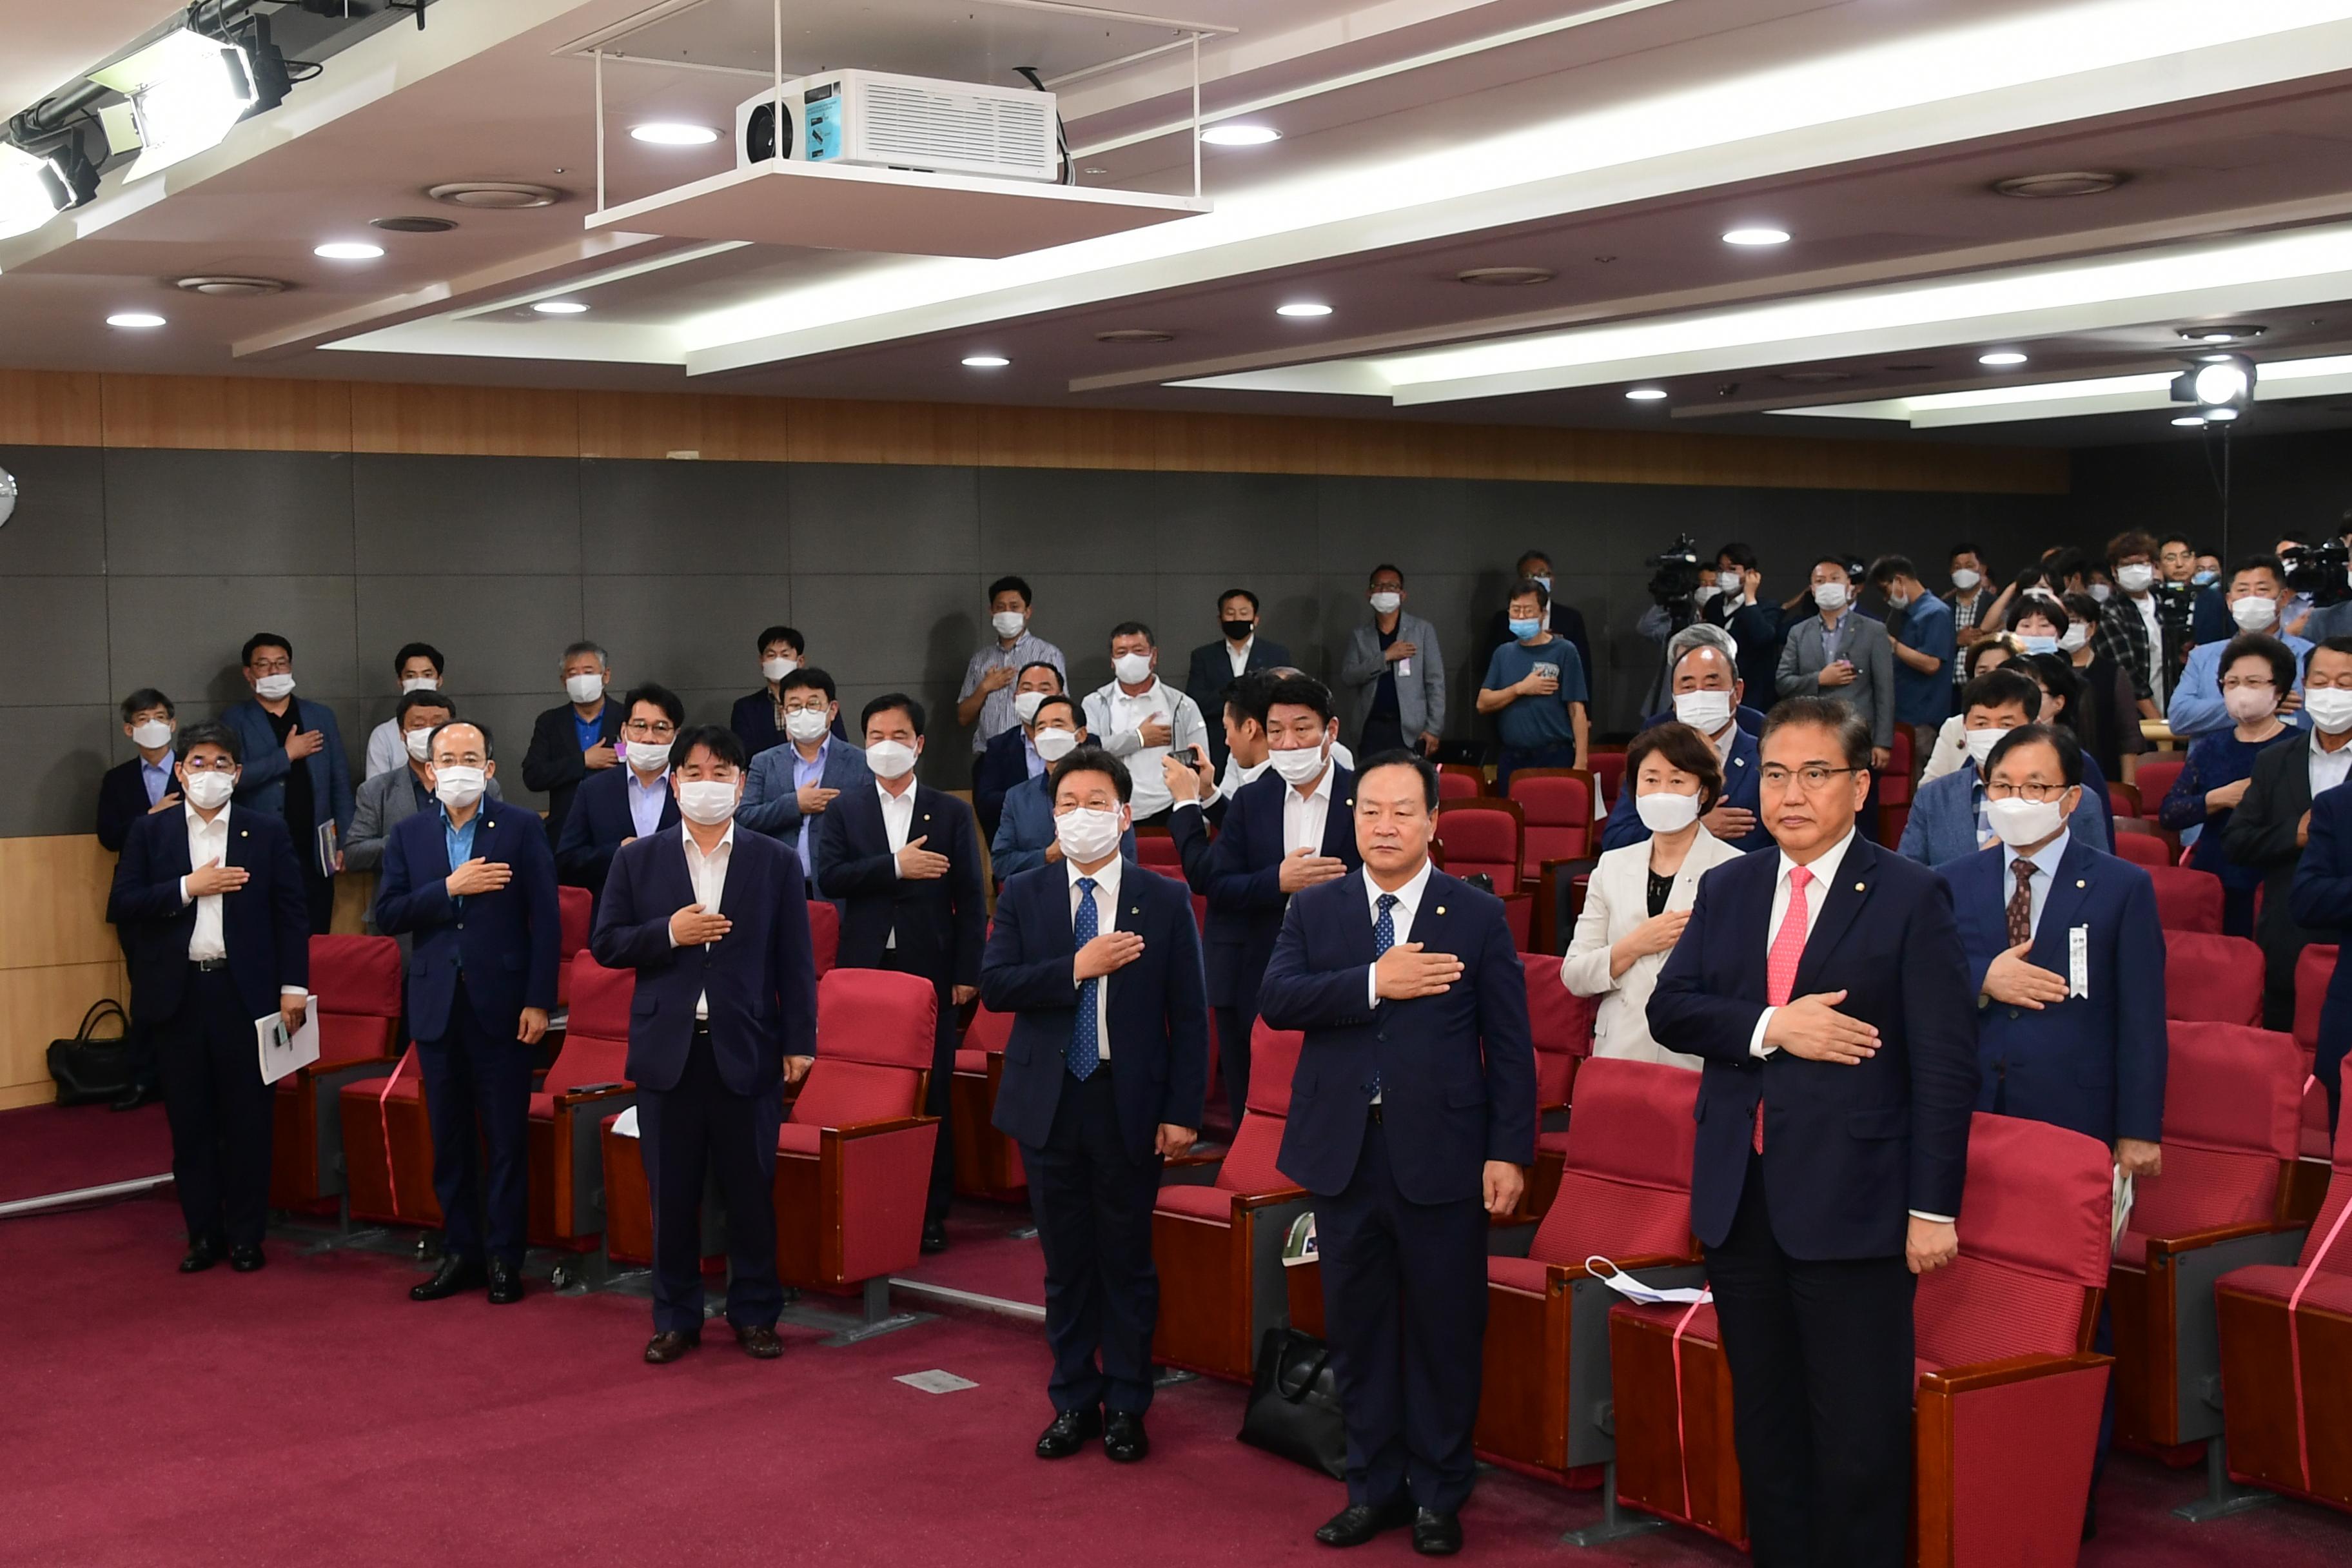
[46,1000,133,1106]
[1239,1327,1348,1479]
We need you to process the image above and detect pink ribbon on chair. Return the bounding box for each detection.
[2286,1173,2352,1492]
[1670,1295,1707,1522]
[376,1050,409,1215]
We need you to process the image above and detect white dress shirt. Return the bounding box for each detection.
[877,778,917,948]
[181,803,233,962]
[1282,757,1338,856]
[670,822,734,1019]
[1997,828,2071,941]
[364,717,407,781]
[1067,854,1122,1063]
[2312,730,2352,799]
[1225,636,1254,679]
[2132,592,2165,703]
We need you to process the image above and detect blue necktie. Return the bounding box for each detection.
[1368,893,1398,1100]
[1068,877,1101,1081]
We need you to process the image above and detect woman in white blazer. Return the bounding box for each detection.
[1562,723,1747,1067]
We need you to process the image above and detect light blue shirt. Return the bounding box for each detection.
[791,737,834,876]
[140,757,173,807]
[1999,827,2071,941]
[626,767,670,841]
[442,804,481,939]
[2167,633,2312,740]
[1021,732,1046,781]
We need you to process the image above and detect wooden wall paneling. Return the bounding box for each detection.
[348,382,579,457]
[577,391,791,462]
[100,374,354,452]
[1,959,128,1108]
[0,836,121,970]
[0,369,104,446]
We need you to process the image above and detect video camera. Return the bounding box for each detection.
[2282,538,2351,609]
[1645,534,1706,633]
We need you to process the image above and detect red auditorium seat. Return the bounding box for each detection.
[553,885,591,1008]
[2215,1111,2352,1515]
[2148,864,2225,932]
[1590,749,1626,814]
[1134,827,1182,871]
[1506,767,1598,885]
[807,898,839,976]
[949,1004,1026,1202]
[525,954,636,1256]
[1152,1021,1309,1383]
[1522,956,1598,1215]
[1475,1059,1701,1484]
[1437,763,1487,801]
[271,934,402,1211]
[337,1043,440,1230]
[2109,780,2143,819]
[2112,830,2170,868]
[1433,798,1525,891]
[1876,729,1914,845]
[2110,1023,2304,1459]
[2292,945,2340,1221]
[2164,932,2266,1024]
[1611,1113,2115,1561]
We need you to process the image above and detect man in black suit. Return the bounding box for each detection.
[522,640,622,851]
[982,746,1209,1464]
[1707,542,1794,702]
[1476,550,1594,710]
[1184,589,1291,770]
[106,722,311,1274]
[974,661,1067,844]
[1259,751,1536,1554]
[2226,636,2352,1030]
[815,693,988,1252]
[556,683,685,906]
[1648,697,1979,1568]
[98,687,182,1112]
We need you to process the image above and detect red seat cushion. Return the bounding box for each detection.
[953,1048,986,1074]
[776,1124,824,1155]
[527,1091,556,1120]
[2218,1264,2352,1313]
[1536,1127,1571,1156]
[1486,1255,1552,1295]
[1154,1184,1236,1222]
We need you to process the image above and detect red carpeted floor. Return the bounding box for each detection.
[892,1200,1047,1309]
[6,1190,2351,1567]
[0,1102,172,1204]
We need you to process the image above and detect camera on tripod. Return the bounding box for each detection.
[2283,538,2351,609]
[1646,535,1705,629]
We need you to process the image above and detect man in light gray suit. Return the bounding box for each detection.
[346,691,502,947]
[1777,555,1897,772]
[1340,563,1447,758]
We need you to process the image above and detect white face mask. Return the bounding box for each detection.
[565,672,603,704]
[1950,568,1982,592]
[1269,742,1329,786]
[1034,727,1080,763]
[405,729,436,763]
[2058,624,2092,652]
[677,780,740,827]
[991,610,1028,640]
[1054,806,1124,865]
[253,672,296,701]
[1985,794,2065,848]
[2230,596,2279,632]
[1812,582,1848,611]
[1012,690,1048,725]
[1885,591,1910,612]
[1368,591,1402,615]
[1672,689,1733,732]
[400,676,440,694]
[2089,583,2112,603]
[182,770,235,810]
[1112,652,1155,685]
[2307,688,2352,735]
[1963,727,2008,767]
[761,656,798,683]
[433,765,487,812]
[867,739,918,779]
[623,737,669,774]
[1634,789,1701,835]
[783,708,831,745]
[2116,563,2155,593]
[131,719,173,751]
[1716,571,1741,596]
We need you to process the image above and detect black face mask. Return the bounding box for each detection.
[1222,619,1255,642]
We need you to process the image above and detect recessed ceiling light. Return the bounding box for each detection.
[1276,302,1332,317]
[533,300,589,315]
[2171,415,2208,427]
[961,354,1010,368]
[371,215,456,233]
[426,181,564,210]
[630,123,720,146]
[1199,124,1279,146]
[315,241,383,260]
[175,275,288,296]
[1722,227,1790,246]
[1095,329,1175,344]
[1625,387,1669,401]
[1978,350,2029,366]
[106,312,165,329]
[1992,170,2125,199]
[1455,266,1554,287]
[2179,324,2264,344]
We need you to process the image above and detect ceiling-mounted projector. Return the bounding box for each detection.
[736,70,1060,184]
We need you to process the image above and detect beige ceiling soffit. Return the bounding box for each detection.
[1066,191,2352,395]
[230,232,698,360]
[319,319,682,365]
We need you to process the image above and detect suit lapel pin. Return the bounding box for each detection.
[240,829,249,838]
[1853,882,1863,892]
[2076,879,2086,888]
[1435,905,1446,916]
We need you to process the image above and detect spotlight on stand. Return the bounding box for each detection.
[2170,353,2255,423]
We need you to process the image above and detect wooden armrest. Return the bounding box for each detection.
[1917,1350,2110,1395]
[819,1113,940,1141]
[2144,1220,2307,1257]
[553,1084,636,1110]
[1233,1186,1311,1212]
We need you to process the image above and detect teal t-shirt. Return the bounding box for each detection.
[1482,638,1587,754]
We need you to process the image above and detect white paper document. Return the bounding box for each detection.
[255,1008,320,1086]
[896,1370,979,1394]
[611,1105,641,1139]
[2112,1168,2134,1250]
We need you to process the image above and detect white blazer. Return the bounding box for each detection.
[1560,827,1747,1068]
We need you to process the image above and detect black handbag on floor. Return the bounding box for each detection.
[46,1000,133,1106]
[1239,1327,1348,1479]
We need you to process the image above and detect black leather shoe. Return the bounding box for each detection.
[1034,1407,1101,1459]
[921,1220,948,1254]
[179,1237,223,1274]
[1315,1501,1414,1547]
[228,1244,266,1273]
[112,1081,159,1113]
[1411,1510,1462,1556]
[643,1329,700,1364]
[486,1259,524,1305]
[734,1324,784,1359]
[409,1255,486,1302]
[1103,1411,1149,1463]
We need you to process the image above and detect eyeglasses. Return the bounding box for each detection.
[2219,677,2276,692]
[1759,765,1861,792]
[1984,781,2072,803]
[622,720,677,737]
[180,756,236,772]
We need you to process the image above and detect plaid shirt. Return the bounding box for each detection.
[2093,594,2171,705]
[1948,588,1994,686]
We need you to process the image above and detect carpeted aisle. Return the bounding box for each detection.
[4,1192,2349,1566]
[0,1103,172,1204]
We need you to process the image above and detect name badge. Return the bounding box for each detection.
[2068,925,2090,1000]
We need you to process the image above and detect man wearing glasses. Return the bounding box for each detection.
[558,683,684,909]
[739,666,871,890]
[1650,696,1977,1568]
[220,632,353,934]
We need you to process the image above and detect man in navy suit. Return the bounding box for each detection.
[220,631,353,935]
[739,667,871,884]
[816,694,988,1251]
[372,720,563,1306]
[108,722,311,1274]
[2291,778,2352,1130]
[1259,750,1534,1554]
[1601,638,1771,853]
[1184,589,1291,770]
[98,688,182,1112]
[1204,675,1363,1126]
[556,684,684,904]
[1649,696,1979,1568]
[982,746,1209,1464]
[592,725,818,1364]
[972,662,1068,843]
